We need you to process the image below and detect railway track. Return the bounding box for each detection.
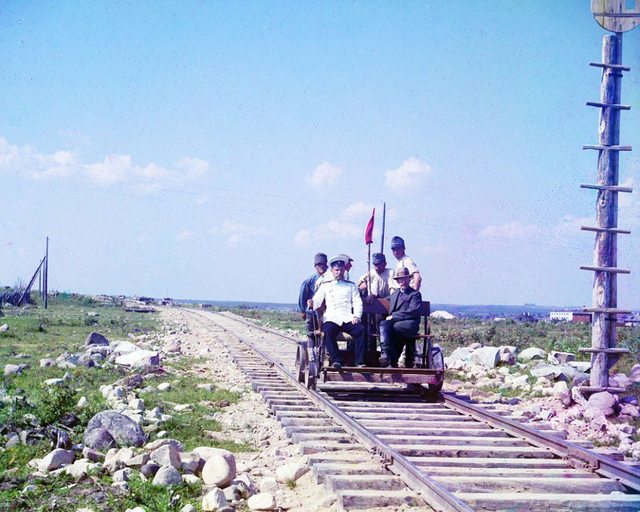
[184,308,640,512]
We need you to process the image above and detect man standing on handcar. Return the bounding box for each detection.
[378,267,422,368]
[309,255,366,369]
[298,253,328,344]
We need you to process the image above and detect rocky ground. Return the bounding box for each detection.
[7,305,640,512]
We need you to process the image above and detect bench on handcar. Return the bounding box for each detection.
[319,298,444,389]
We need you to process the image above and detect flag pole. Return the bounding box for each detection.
[364,208,375,297]
[380,202,386,255]
[367,243,372,296]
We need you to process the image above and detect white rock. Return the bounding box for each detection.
[202,454,236,488]
[43,378,65,387]
[150,444,181,468]
[519,347,546,362]
[157,382,172,391]
[179,451,202,473]
[113,467,132,482]
[128,398,145,411]
[38,448,74,472]
[182,474,201,485]
[247,492,277,510]
[260,476,279,493]
[115,350,159,367]
[202,488,227,511]
[152,465,182,486]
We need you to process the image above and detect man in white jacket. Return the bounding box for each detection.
[310,255,366,369]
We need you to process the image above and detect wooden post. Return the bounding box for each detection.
[44,237,49,309]
[590,33,623,389]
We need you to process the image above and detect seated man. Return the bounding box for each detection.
[378,267,422,368]
[309,255,366,369]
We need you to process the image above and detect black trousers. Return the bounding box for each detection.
[322,320,366,366]
[379,319,419,367]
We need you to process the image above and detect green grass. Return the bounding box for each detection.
[141,367,250,450]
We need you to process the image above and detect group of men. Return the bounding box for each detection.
[297,236,423,369]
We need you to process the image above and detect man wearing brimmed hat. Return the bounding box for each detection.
[390,236,422,291]
[357,253,396,303]
[298,253,328,343]
[378,267,422,368]
[309,255,366,369]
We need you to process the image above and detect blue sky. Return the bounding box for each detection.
[1,1,639,307]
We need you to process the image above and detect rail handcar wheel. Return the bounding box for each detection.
[306,360,317,390]
[295,342,308,384]
[428,346,445,392]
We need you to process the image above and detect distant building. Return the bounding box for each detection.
[516,312,537,323]
[431,310,456,320]
[550,311,592,323]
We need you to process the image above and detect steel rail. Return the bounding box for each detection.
[189,309,640,506]
[191,309,474,512]
[442,393,640,492]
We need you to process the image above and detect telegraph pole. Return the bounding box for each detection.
[579,1,639,392]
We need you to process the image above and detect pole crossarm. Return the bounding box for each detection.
[583,144,633,151]
[586,101,631,110]
[580,265,631,274]
[583,307,632,314]
[580,183,633,192]
[581,226,631,234]
[589,61,631,71]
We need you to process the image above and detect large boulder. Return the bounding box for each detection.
[587,391,618,417]
[519,347,546,362]
[85,411,147,448]
[84,428,117,451]
[85,332,109,347]
[115,350,159,367]
[202,454,236,488]
[469,346,501,368]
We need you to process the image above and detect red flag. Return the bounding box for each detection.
[364,208,375,244]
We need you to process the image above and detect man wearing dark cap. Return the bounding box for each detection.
[298,253,328,343]
[357,253,396,303]
[390,236,422,291]
[378,267,422,368]
[309,255,366,368]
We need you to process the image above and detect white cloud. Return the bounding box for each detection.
[220,220,272,245]
[480,220,542,239]
[293,201,377,248]
[175,230,194,242]
[384,157,431,194]
[293,229,313,248]
[87,154,132,184]
[552,215,592,241]
[305,162,342,189]
[177,157,210,180]
[0,136,211,195]
[342,201,376,221]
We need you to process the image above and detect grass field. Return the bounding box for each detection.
[0,293,252,512]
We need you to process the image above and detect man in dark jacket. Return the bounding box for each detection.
[298,253,328,342]
[378,267,422,368]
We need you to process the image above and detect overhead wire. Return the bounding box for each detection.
[2,155,601,254]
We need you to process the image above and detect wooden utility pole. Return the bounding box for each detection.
[44,237,49,309]
[579,1,639,392]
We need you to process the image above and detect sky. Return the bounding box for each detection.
[1,1,639,308]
